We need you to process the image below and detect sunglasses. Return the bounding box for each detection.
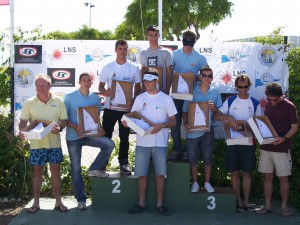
[201,74,213,78]
[237,85,249,89]
[267,97,280,102]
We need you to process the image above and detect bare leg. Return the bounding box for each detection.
[49,163,62,207]
[263,173,273,210]
[231,171,242,207]
[279,176,289,211]
[32,165,43,208]
[191,164,198,183]
[156,175,165,207]
[204,164,212,183]
[138,176,147,207]
[242,172,252,206]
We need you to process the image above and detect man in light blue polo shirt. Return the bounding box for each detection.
[182,66,221,193]
[170,29,208,161]
[64,73,115,210]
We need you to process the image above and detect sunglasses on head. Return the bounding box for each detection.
[237,85,249,89]
[201,74,213,78]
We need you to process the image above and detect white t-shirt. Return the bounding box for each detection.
[218,95,262,121]
[99,60,142,108]
[131,91,177,147]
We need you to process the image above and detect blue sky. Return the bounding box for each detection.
[1,0,300,41]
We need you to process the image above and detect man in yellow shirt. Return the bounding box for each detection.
[19,74,68,213]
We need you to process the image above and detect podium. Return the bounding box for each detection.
[91,162,235,213]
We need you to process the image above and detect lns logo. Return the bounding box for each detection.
[52,70,71,80]
[19,47,38,57]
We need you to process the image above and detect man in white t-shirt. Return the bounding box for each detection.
[213,74,262,212]
[99,39,142,175]
[123,68,177,216]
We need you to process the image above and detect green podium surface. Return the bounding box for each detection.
[92,162,235,213]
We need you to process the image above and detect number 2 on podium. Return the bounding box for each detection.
[112,180,121,193]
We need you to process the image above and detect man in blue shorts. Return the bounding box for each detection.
[19,74,68,213]
[214,74,262,212]
[64,73,115,210]
[124,68,177,216]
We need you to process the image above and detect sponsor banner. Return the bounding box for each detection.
[47,68,76,87]
[15,45,42,64]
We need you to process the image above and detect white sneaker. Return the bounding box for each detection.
[204,182,215,193]
[77,202,87,210]
[88,170,109,177]
[191,182,199,193]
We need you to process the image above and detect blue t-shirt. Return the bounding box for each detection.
[172,48,208,76]
[183,82,222,138]
[64,90,101,141]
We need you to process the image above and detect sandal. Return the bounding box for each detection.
[54,204,69,212]
[236,206,244,212]
[244,206,255,212]
[256,207,271,215]
[27,206,40,214]
[156,206,170,216]
[281,209,293,217]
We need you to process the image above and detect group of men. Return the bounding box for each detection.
[18,25,298,217]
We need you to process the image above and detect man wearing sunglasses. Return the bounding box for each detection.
[170,30,208,161]
[182,66,221,193]
[256,82,298,216]
[214,74,262,212]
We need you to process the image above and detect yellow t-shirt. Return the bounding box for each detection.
[20,94,68,149]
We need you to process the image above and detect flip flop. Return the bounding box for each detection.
[236,206,244,212]
[256,208,271,215]
[54,204,69,212]
[280,209,293,217]
[27,206,40,214]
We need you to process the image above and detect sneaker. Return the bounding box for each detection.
[77,202,87,210]
[169,151,181,160]
[120,164,132,175]
[182,152,189,161]
[204,182,215,193]
[128,204,145,214]
[88,170,109,177]
[191,182,199,193]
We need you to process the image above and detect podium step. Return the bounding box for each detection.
[91,162,235,213]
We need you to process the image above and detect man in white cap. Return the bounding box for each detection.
[124,68,177,216]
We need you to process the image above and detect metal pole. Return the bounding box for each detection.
[158,0,162,44]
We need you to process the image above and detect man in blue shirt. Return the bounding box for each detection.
[182,66,221,193]
[64,73,115,210]
[170,30,208,160]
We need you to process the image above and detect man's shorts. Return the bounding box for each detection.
[134,146,167,176]
[29,148,64,166]
[186,130,215,165]
[225,145,256,173]
[258,149,292,177]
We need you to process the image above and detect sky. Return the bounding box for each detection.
[1,0,300,42]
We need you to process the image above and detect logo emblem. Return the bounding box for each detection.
[51,70,71,80]
[15,68,34,88]
[19,47,38,57]
[258,46,277,67]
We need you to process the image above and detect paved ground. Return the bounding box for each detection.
[8,197,300,225]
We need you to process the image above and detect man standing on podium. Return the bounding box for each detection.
[124,68,177,216]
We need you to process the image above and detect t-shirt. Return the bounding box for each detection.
[131,91,177,147]
[64,90,101,141]
[261,98,298,153]
[172,48,208,77]
[218,95,262,121]
[183,83,222,138]
[139,47,173,92]
[99,60,141,108]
